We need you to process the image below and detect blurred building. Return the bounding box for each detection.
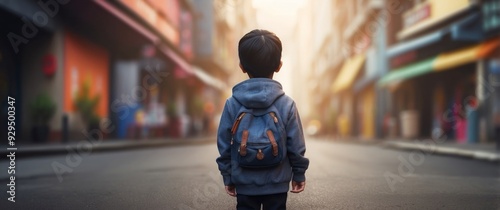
[109,0,199,139]
[307,0,386,139]
[0,0,255,144]
[192,0,259,91]
[191,0,256,134]
[332,0,386,140]
[306,0,343,136]
[307,0,500,144]
[228,0,258,87]
[290,1,313,123]
[380,0,500,143]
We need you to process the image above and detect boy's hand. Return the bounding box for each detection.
[225,185,236,197]
[290,181,305,193]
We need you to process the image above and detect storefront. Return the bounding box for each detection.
[85,0,200,140]
[63,30,110,129]
[487,59,500,141]
[380,38,500,140]
[0,2,67,143]
[481,0,500,142]
[355,86,376,139]
[381,0,500,141]
[353,47,384,140]
[331,53,366,138]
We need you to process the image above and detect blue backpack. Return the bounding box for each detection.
[230,105,286,168]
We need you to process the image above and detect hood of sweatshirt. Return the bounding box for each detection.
[232,78,285,109]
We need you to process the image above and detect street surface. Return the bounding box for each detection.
[1,138,499,209]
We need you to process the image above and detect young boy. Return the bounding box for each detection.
[216,29,309,210]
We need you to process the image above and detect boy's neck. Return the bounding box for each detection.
[248,73,273,79]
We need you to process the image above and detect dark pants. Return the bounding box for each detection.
[236,193,287,210]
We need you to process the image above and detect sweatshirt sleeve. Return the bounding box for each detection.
[286,102,309,182]
[215,100,233,186]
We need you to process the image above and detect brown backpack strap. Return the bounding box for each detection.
[240,130,249,156]
[231,112,246,135]
[269,112,278,123]
[266,130,279,156]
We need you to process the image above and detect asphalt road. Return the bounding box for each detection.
[1,138,499,209]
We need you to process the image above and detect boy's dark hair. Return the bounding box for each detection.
[238,29,282,78]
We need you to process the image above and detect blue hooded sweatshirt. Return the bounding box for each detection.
[216,78,309,196]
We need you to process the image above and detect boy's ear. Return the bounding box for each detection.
[239,63,247,73]
[275,61,283,73]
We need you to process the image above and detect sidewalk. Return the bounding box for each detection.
[2,136,214,158]
[382,140,500,163]
[312,135,500,163]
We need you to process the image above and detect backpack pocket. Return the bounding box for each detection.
[231,110,286,169]
[236,130,283,168]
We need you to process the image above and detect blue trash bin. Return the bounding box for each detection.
[466,106,479,144]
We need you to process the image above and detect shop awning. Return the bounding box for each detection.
[378,58,434,86]
[387,30,446,58]
[94,1,160,44]
[434,38,500,71]
[159,45,194,75]
[192,66,226,91]
[379,38,500,86]
[331,53,366,93]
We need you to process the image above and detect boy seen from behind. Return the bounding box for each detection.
[216,29,309,210]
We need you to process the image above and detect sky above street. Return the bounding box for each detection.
[252,0,307,95]
[252,0,306,37]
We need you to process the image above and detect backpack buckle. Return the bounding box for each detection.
[256,149,264,160]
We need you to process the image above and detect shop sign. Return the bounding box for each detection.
[403,3,431,29]
[142,45,156,58]
[390,51,417,69]
[482,0,500,34]
[179,10,193,59]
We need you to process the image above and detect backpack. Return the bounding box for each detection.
[230,105,286,168]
